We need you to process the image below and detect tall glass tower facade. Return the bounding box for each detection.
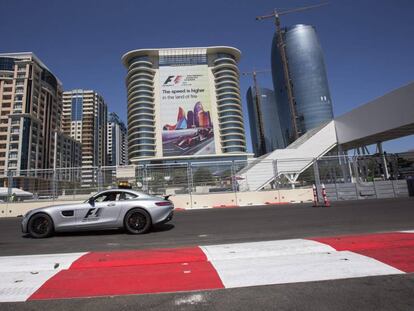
[271,24,334,145]
[246,87,284,157]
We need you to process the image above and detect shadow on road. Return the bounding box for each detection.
[21,224,175,239]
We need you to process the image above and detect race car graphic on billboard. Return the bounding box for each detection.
[160,65,215,157]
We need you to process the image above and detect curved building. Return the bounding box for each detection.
[122,47,246,163]
[271,24,334,145]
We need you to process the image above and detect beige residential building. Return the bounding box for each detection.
[121,46,247,164]
[62,89,107,188]
[107,112,128,166]
[0,52,81,193]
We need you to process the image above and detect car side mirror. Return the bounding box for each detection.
[88,198,95,206]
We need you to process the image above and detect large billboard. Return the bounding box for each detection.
[160,65,215,157]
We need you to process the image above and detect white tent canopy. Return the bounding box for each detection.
[0,187,33,198]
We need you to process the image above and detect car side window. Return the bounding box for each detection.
[93,194,107,203]
[118,192,138,201]
[94,192,117,202]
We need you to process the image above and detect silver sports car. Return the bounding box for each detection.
[21,189,174,238]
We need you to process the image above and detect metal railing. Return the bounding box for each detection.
[0,153,412,204]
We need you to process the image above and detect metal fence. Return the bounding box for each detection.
[0,153,413,203]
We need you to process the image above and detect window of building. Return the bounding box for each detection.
[71,96,83,121]
[159,53,207,66]
[0,57,15,71]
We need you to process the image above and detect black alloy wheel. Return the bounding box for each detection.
[124,208,152,234]
[27,213,54,238]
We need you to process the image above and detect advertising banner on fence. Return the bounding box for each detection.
[160,64,215,157]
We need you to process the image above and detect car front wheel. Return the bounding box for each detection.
[27,213,54,238]
[124,208,152,234]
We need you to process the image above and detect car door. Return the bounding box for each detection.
[77,191,123,229]
[53,202,91,231]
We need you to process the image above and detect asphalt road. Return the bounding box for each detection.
[1,197,414,310]
[1,197,413,256]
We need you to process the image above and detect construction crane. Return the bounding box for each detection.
[242,69,271,156]
[256,2,329,142]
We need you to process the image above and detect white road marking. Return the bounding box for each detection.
[0,252,86,302]
[0,271,60,302]
[400,230,414,233]
[201,240,403,288]
[207,250,403,288]
[201,239,336,261]
[0,252,86,273]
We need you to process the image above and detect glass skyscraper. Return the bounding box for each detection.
[271,24,334,146]
[246,87,284,157]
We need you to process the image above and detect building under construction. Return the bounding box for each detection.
[271,24,334,147]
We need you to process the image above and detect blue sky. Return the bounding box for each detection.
[1,0,413,153]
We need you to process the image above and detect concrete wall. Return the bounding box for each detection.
[2,181,407,218]
[324,180,409,201]
[0,201,82,218]
[0,189,314,218]
[169,189,313,209]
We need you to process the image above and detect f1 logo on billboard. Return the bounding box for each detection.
[163,75,183,86]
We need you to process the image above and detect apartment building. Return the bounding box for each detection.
[62,89,107,188]
[107,112,128,166]
[0,52,81,192]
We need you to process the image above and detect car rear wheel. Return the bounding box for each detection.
[124,208,152,234]
[28,213,54,238]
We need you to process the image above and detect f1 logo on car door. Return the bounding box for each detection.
[78,191,122,227]
[83,208,102,220]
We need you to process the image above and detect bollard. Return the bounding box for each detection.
[321,183,331,207]
[312,184,319,207]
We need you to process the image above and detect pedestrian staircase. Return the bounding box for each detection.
[238,121,337,191]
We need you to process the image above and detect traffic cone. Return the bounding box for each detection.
[312,184,319,207]
[322,183,330,207]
